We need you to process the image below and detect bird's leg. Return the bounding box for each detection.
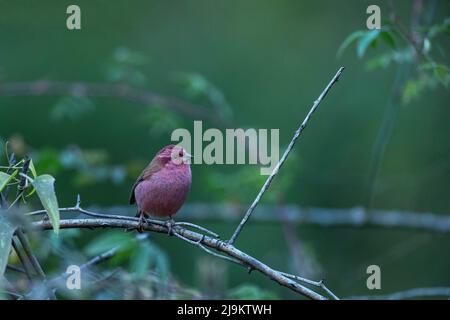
[196,234,205,244]
[136,211,148,233]
[41,214,50,223]
[165,215,175,236]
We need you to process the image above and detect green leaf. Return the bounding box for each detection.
[0,215,15,277]
[0,172,11,193]
[29,159,37,178]
[130,241,169,280]
[427,18,450,38]
[401,76,433,105]
[31,174,60,234]
[51,96,95,122]
[173,72,233,119]
[337,30,365,58]
[85,231,134,256]
[357,30,381,58]
[433,64,449,87]
[380,30,396,49]
[0,170,18,193]
[366,54,391,71]
[113,47,148,66]
[26,160,38,197]
[131,243,154,279]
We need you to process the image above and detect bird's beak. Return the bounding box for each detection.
[183,152,192,164]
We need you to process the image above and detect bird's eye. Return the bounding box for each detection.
[179,150,184,157]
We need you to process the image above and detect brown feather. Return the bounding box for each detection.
[129,157,164,205]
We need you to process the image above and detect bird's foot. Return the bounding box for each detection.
[196,235,205,244]
[165,217,175,236]
[136,214,149,233]
[41,214,50,223]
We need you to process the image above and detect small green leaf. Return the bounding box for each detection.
[433,64,449,87]
[29,159,37,178]
[131,244,154,279]
[0,215,15,277]
[51,96,95,122]
[337,30,365,58]
[366,54,391,70]
[31,174,60,234]
[0,170,18,193]
[26,160,38,197]
[427,18,450,38]
[401,76,433,105]
[85,231,134,256]
[357,30,381,58]
[380,30,396,49]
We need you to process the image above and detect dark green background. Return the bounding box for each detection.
[1,0,449,298]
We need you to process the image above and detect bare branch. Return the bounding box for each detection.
[0,81,229,127]
[11,239,33,282]
[179,204,450,233]
[31,214,329,300]
[228,67,345,245]
[27,203,450,233]
[281,272,339,300]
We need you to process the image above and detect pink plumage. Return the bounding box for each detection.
[129,145,192,223]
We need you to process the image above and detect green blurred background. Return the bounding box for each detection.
[0,0,449,299]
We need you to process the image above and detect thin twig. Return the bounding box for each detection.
[6,264,26,274]
[281,272,339,300]
[172,230,243,267]
[228,67,345,245]
[174,222,219,238]
[15,230,46,280]
[11,239,33,282]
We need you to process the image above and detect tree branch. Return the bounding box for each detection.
[27,203,450,233]
[0,81,230,127]
[228,67,345,245]
[178,204,450,233]
[10,239,33,282]
[31,213,338,300]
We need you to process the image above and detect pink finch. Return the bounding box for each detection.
[129,144,192,231]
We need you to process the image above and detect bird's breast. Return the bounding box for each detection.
[134,165,191,217]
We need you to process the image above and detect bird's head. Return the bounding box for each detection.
[156,144,192,166]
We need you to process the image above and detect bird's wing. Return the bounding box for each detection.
[129,157,164,205]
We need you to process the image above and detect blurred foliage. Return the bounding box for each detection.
[141,105,182,136]
[203,150,301,204]
[51,96,95,122]
[105,47,150,87]
[28,144,128,187]
[174,72,233,120]
[228,284,279,300]
[339,17,449,105]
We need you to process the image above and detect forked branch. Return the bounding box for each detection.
[30,206,338,300]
